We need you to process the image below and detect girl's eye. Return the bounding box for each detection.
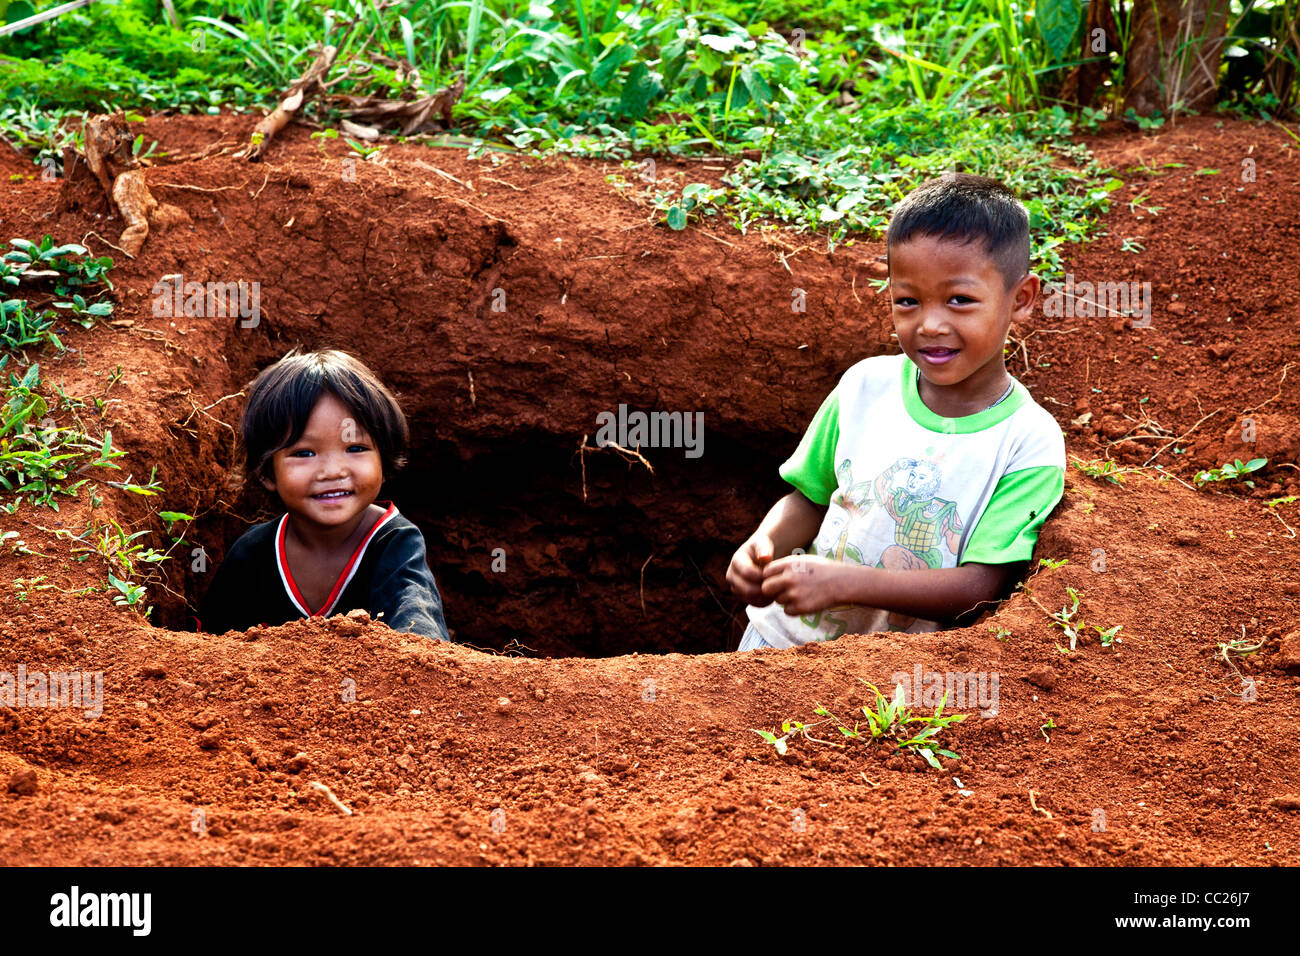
[347,445,369,453]
[289,449,314,458]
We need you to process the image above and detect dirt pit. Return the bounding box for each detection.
[1,112,1299,864]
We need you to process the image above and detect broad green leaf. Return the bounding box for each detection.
[1035,0,1084,62]
[590,40,635,89]
[618,61,661,119]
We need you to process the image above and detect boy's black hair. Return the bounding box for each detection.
[885,173,1031,292]
[241,347,409,485]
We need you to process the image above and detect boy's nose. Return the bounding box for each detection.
[918,310,953,336]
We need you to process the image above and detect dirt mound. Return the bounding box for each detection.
[0,112,1297,864]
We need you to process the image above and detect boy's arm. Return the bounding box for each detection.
[368,524,451,642]
[761,559,1027,622]
[763,457,1065,621]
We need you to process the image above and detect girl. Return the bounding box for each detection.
[197,348,450,641]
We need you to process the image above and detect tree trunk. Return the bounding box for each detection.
[1123,0,1233,117]
[1060,0,1122,109]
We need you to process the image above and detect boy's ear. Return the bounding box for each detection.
[1013,272,1040,318]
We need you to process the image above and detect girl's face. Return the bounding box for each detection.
[261,391,383,532]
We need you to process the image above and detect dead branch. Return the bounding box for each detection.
[245,45,339,161]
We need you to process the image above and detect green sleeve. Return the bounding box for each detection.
[777,387,840,506]
[959,465,1064,565]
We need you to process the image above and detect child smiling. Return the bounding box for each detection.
[197,348,450,641]
[728,173,1066,649]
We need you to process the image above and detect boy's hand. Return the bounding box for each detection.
[760,554,846,616]
[726,535,776,606]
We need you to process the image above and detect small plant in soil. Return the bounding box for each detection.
[754,680,966,770]
[1021,581,1124,652]
[657,182,726,230]
[1123,107,1166,130]
[61,516,169,581]
[1071,457,1139,485]
[346,139,386,161]
[1047,586,1082,649]
[107,572,150,615]
[53,294,114,329]
[1194,458,1268,488]
[310,128,340,152]
[5,237,114,292]
[1,298,65,353]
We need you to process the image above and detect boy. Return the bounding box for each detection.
[727,173,1065,649]
[197,348,450,642]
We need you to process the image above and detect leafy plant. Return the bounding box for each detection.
[5,236,112,289]
[1194,458,1268,488]
[754,679,967,770]
[1123,107,1166,130]
[61,516,169,581]
[1048,585,1083,650]
[0,364,126,511]
[345,138,386,160]
[107,572,150,614]
[1021,581,1123,652]
[53,293,114,329]
[1071,457,1139,486]
[658,182,726,230]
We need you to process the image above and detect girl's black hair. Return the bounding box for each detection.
[885,173,1031,292]
[241,348,409,485]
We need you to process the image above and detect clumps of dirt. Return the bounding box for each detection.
[0,111,1297,864]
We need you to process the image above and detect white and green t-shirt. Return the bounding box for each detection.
[746,352,1065,648]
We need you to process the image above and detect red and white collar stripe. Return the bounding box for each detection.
[275,502,397,618]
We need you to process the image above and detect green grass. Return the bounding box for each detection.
[1,1,1148,273]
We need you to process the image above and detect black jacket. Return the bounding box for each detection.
[196,501,449,641]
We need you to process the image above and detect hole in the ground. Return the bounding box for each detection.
[149,378,789,658]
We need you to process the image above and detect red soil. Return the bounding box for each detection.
[0,112,1297,864]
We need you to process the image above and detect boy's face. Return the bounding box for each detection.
[261,391,383,533]
[888,235,1038,401]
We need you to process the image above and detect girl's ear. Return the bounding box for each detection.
[259,469,277,494]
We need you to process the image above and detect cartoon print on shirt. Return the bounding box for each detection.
[797,455,965,638]
[813,459,875,563]
[873,457,964,630]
